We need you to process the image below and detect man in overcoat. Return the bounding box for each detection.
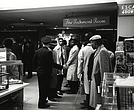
[77,32,94,109]
[65,37,79,94]
[53,38,68,95]
[88,35,112,110]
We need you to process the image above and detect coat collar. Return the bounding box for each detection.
[86,43,92,46]
[94,44,104,58]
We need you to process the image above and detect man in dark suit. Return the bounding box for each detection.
[32,36,63,109]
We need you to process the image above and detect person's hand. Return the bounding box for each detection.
[63,64,68,69]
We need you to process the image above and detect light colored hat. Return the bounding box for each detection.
[89,35,101,41]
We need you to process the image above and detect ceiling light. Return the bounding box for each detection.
[21,18,25,21]
[40,23,43,25]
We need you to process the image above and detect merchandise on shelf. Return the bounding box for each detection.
[125,52,134,64]
[116,41,124,51]
[124,38,134,52]
[115,64,127,73]
[0,60,23,84]
[115,51,125,65]
[0,72,9,91]
[126,64,133,76]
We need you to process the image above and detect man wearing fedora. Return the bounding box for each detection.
[33,36,64,109]
[88,35,112,110]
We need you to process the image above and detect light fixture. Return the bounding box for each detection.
[40,22,43,25]
[21,18,25,21]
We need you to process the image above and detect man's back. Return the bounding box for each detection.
[33,47,53,75]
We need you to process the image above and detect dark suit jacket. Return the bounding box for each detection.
[32,47,62,78]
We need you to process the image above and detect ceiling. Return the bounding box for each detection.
[0,2,118,30]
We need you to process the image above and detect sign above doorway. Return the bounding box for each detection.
[63,16,109,27]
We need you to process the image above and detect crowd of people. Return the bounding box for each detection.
[2,32,115,110]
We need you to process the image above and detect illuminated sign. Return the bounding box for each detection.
[118,4,134,16]
[63,16,109,27]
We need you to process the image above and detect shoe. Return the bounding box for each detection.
[80,106,87,109]
[38,104,50,109]
[45,100,48,103]
[80,102,85,105]
[57,91,63,95]
[26,76,32,79]
[87,106,95,110]
[48,98,57,101]
[54,95,62,98]
[66,91,76,94]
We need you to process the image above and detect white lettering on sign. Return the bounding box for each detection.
[65,19,73,25]
[122,5,134,10]
[64,18,106,25]
[93,18,106,24]
[121,4,134,14]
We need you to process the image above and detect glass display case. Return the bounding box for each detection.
[0,72,9,91]
[0,60,23,84]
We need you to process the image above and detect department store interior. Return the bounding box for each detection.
[0,0,134,110]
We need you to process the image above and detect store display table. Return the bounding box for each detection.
[114,77,134,110]
[115,77,134,87]
[0,83,29,110]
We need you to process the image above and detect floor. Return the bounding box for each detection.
[23,73,85,110]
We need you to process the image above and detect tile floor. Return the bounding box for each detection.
[23,73,85,110]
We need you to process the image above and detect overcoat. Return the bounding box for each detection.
[77,43,94,94]
[53,45,68,75]
[49,50,58,88]
[89,45,112,108]
[66,45,79,81]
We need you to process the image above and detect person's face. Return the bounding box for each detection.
[69,40,75,48]
[59,40,63,46]
[91,40,97,49]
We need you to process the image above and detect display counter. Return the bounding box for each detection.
[0,83,29,110]
[115,77,134,87]
[114,77,134,110]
